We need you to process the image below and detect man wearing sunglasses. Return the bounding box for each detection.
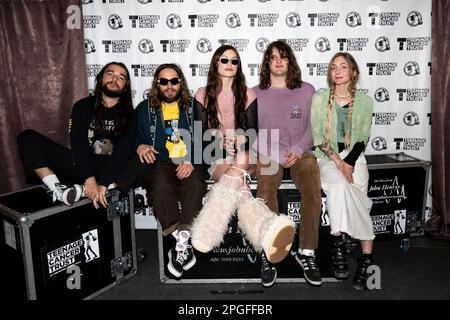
[254,41,323,287]
[134,63,206,279]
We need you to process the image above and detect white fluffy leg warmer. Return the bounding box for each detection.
[237,192,296,263]
[191,175,241,253]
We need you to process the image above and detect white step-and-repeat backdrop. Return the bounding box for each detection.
[82,0,432,229]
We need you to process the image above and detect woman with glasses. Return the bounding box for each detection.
[191,45,295,267]
[311,52,375,291]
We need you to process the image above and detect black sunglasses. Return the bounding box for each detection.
[157,77,181,86]
[219,58,240,66]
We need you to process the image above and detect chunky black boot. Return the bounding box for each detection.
[330,235,349,280]
[352,254,373,291]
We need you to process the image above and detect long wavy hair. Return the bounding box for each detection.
[204,45,248,130]
[324,52,360,149]
[148,63,190,111]
[259,40,303,90]
[93,62,133,140]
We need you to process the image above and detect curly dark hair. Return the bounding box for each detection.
[148,63,190,110]
[205,45,248,130]
[258,40,303,90]
[93,62,133,140]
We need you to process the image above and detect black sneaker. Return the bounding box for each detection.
[182,245,196,271]
[295,253,322,286]
[261,252,277,287]
[167,248,185,278]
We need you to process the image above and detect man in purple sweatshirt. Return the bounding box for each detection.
[254,41,322,287]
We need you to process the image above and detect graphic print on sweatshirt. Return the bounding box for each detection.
[290,104,304,119]
[162,103,187,158]
[88,119,116,155]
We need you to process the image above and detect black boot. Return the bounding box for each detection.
[352,254,373,291]
[330,235,349,280]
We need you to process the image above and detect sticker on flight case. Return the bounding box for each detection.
[3,220,17,250]
[82,229,100,262]
[393,209,406,234]
[46,229,100,276]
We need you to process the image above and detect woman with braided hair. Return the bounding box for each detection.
[311,52,375,291]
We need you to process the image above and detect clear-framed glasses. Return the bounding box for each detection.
[219,57,240,66]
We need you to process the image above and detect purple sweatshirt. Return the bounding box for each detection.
[253,83,316,164]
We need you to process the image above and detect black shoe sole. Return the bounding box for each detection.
[295,255,322,286]
[331,265,350,280]
[332,271,350,280]
[167,251,183,278]
[261,268,277,288]
[352,283,366,291]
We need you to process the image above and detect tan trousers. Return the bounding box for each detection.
[256,151,322,250]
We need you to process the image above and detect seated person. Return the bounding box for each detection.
[17,62,137,208]
[134,63,206,278]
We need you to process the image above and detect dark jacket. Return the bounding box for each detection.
[135,97,197,164]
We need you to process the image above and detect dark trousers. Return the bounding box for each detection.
[17,129,85,184]
[144,161,207,236]
[16,129,148,192]
[256,151,322,250]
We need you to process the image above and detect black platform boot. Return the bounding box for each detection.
[330,235,349,280]
[352,254,373,291]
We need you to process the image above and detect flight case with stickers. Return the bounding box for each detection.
[365,153,431,239]
[0,185,137,300]
[158,185,335,284]
[157,152,430,283]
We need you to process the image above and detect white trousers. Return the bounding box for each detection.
[318,151,375,240]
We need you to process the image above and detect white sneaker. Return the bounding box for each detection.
[73,184,84,202]
[51,183,76,206]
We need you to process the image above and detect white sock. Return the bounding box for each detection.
[176,230,190,252]
[107,183,115,190]
[299,249,315,257]
[42,174,60,191]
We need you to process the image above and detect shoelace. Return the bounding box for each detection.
[331,247,346,261]
[230,166,252,186]
[355,259,371,277]
[175,250,188,265]
[51,184,68,202]
[261,253,271,271]
[303,256,318,271]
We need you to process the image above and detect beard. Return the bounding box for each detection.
[102,82,124,98]
[158,87,181,103]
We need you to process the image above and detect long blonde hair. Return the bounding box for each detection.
[325,52,360,149]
